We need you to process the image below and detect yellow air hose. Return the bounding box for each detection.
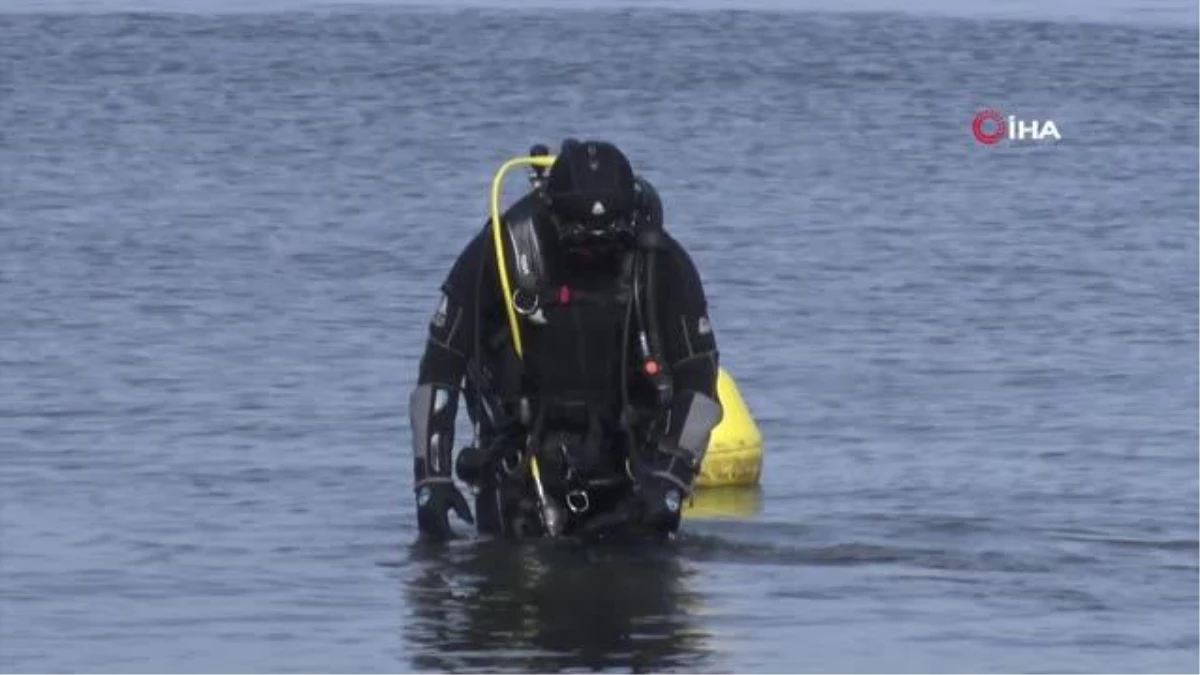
[488,154,558,522]
[488,154,557,361]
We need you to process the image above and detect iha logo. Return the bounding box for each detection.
[972,109,1061,145]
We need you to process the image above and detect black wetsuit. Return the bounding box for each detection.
[415,194,719,537]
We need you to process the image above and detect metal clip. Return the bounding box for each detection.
[566,490,590,514]
[513,288,539,316]
[500,452,522,477]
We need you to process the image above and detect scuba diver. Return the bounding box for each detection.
[409,139,722,540]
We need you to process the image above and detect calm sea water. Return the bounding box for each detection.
[1,1,1197,672]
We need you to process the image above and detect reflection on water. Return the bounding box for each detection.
[683,486,764,520]
[402,540,715,673]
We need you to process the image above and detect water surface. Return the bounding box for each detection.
[1,3,1197,672]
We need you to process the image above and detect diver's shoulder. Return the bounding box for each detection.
[457,225,493,264]
[442,226,495,298]
[657,230,688,254]
[503,190,545,224]
[653,231,710,297]
[657,231,700,268]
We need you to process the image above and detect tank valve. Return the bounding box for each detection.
[528,143,551,188]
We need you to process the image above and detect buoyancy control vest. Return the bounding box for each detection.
[472,177,670,445]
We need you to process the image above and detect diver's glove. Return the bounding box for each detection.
[415,479,474,539]
[630,390,724,534]
[630,452,696,534]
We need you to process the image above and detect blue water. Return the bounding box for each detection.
[1,1,1197,672]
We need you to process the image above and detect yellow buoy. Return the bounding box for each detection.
[697,368,763,487]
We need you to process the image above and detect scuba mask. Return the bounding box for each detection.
[542,139,639,249]
[549,210,637,248]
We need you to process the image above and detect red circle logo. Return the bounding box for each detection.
[972,109,1007,145]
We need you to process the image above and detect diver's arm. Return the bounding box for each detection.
[647,237,723,491]
[411,297,472,486]
[410,229,494,535]
[412,235,482,484]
